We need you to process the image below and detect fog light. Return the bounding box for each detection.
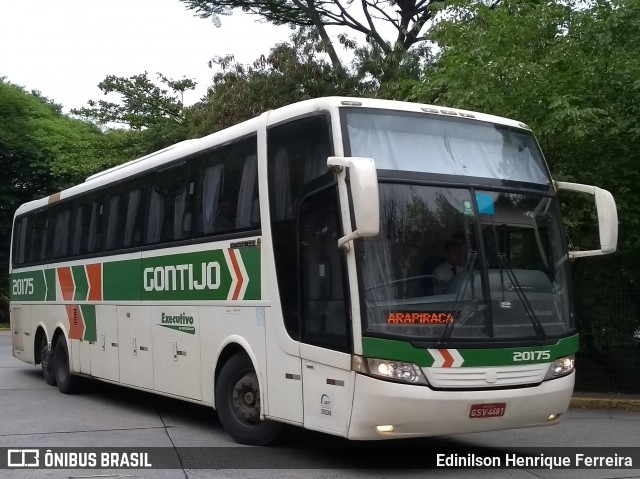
[548,414,560,420]
[376,425,394,433]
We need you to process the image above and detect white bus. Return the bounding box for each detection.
[9,97,618,445]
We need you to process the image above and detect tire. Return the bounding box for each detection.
[40,335,56,386]
[215,353,283,446]
[53,336,80,394]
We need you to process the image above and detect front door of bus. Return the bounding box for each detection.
[298,188,354,436]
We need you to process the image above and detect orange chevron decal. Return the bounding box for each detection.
[86,263,102,301]
[57,267,74,301]
[440,348,455,368]
[228,249,244,301]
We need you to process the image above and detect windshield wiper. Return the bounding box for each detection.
[437,251,478,346]
[488,218,546,343]
[497,252,547,342]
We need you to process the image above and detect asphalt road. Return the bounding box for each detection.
[1,330,639,479]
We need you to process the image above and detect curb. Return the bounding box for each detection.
[570,397,640,411]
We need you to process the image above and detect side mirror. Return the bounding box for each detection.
[327,156,380,249]
[555,181,618,258]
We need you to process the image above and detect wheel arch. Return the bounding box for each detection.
[212,336,266,416]
[50,324,69,355]
[33,322,49,365]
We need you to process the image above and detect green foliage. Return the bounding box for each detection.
[187,28,370,136]
[180,0,448,68]
[0,80,114,319]
[408,0,640,288]
[72,72,196,154]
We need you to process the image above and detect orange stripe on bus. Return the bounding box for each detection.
[86,263,102,301]
[57,267,74,301]
[228,250,244,300]
[66,305,85,340]
[440,349,454,368]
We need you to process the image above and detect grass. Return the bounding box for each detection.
[0,323,9,330]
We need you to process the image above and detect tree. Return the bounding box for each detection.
[403,0,640,364]
[0,80,113,321]
[72,72,197,153]
[187,28,369,136]
[180,0,457,69]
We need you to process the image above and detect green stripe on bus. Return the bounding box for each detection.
[240,247,261,300]
[81,305,97,342]
[72,265,89,301]
[103,260,140,301]
[140,249,232,301]
[12,246,262,302]
[361,334,579,367]
[45,269,56,301]
[10,270,47,301]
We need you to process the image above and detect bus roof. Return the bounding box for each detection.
[14,97,529,217]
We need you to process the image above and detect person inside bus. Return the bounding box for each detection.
[215,198,236,232]
[433,240,464,292]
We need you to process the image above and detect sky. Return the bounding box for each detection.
[0,0,293,112]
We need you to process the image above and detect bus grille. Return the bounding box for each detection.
[423,364,549,388]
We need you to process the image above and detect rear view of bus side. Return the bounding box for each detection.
[9,97,618,445]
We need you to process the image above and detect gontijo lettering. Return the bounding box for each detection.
[143,262,220,292]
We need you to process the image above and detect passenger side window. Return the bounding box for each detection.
[105,182,146,250]
[86,198,105,254]
[195,136,259,237]
[12,216,30,265]
[146,164,194,245]
[30,212,49,263]
[52,209,71,258]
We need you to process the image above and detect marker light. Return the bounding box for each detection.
[544,356,575,380]
[376,425,395,433]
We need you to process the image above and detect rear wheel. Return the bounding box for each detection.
[53,336,80,394]
[40,335,56,386]
[215,353,283,445]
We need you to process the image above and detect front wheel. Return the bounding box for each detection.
[53,336,80,394]
[215,354,283,445]
[40,335,56,386]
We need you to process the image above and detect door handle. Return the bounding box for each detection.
[173,341,178,361]
[133,337,137,355]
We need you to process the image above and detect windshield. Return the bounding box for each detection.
[345,109,550,185]
[357,184,572,342]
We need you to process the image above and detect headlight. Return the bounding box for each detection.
[352,356,427,385]
[544,355,575,380]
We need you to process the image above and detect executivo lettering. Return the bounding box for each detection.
[159,312,196,334]
[144,262,220,292]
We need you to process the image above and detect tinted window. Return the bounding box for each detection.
[52,209,71,258]
[300,188,350,352]
[195,136,259,237]
[87,199,105,254]
[146,164,194,245]
[105,182,145,250]
[12,216,30,265]
[30,212,48,263]
[268,115,333,339]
